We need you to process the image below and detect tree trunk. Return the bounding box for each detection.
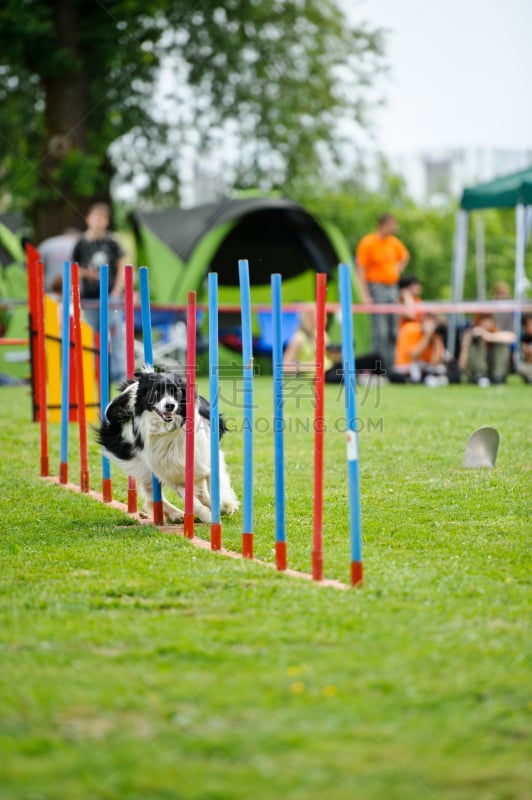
[32,0,110,242]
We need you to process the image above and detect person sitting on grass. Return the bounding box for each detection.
[398,274,424,326]
[389,313,448,385]
[458,313,516,386]
[516,313,532,384]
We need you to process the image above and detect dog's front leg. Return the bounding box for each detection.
[139,477,184,524]
[174,485,212,525]
[219,452,240,516]
[192,494,212,525]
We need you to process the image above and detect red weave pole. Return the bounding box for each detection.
[94,331,101,399]
[71,263,90,493]
[276,540,287,571]
[25,243,41,423]
[124,265,137,513]
[34,260,49,476]
[183,291,197,538]
[210,523,222,551]
[352,561,363,588]
[312,273,327,581]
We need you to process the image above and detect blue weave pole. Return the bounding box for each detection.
[238,259,254,558]
[339,263,363,587]
[59,261,71,483]
[139,267,163,521]
[99,264,112,500]
[271,274,287,570]
[208,273,222,549]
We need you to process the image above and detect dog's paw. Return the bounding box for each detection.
[221,497,240,516]
[163,501,184,524]
[193,503,212,525]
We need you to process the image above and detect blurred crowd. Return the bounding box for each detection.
[283,214,531,387]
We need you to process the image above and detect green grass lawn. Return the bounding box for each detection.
[0,377,530,799]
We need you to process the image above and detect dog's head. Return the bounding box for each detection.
[134,370,186,430]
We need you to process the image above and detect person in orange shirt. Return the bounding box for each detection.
[391,314,447,385]
[356,213,410,371]
[398,274,424,326]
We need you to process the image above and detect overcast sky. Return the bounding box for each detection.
[348,0,532,154]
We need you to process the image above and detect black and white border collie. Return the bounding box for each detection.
[96,369,239,524]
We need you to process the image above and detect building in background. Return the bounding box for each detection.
[386,147,532,205]
[174,145,532,210]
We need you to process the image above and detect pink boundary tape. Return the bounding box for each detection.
[42,476,349,591]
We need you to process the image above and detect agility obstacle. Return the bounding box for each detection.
[312,272,327,581]
[239,259,255,560]
[26,244,99,436]
[99,263,112,502]
[33,257,49,477]
[59,260,71,484]
[124,264,138,513]
[71,262,90,493]
[271,273,287,571]
[184,290,197,539]
[29,254,364,588]
[339,263,363,587]
[139,266,164,525]
[208,272,222,551]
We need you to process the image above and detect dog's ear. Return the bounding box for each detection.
[219,414,229,439]
[135,366,156,377]
[104,389,134,424]
[197,394,210,422]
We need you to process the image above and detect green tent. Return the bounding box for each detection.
[461,166,532,210]
[130,196,369,351]
[0,213,29,381]
[449,167,532,354]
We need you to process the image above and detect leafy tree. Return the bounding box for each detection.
[0,0,386,241]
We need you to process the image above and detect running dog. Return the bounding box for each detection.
[96,369,239,523]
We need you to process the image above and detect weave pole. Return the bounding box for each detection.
[339,263,363,587]
[26,244,40,423]
[59,261,71,484]
[271,274,287,571]
[184,291,197,539]
[312,273,327,581]
[124,265,137,513]
[139,267,164,525]
[71,262,90,493]
[208,273,222,550]
[99,264,112,502]
[238,259,254,559]
[34,259,49,476]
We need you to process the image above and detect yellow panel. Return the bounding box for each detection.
[44,297,99,424]
[81,320,98,423]
[44,296,62,423]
